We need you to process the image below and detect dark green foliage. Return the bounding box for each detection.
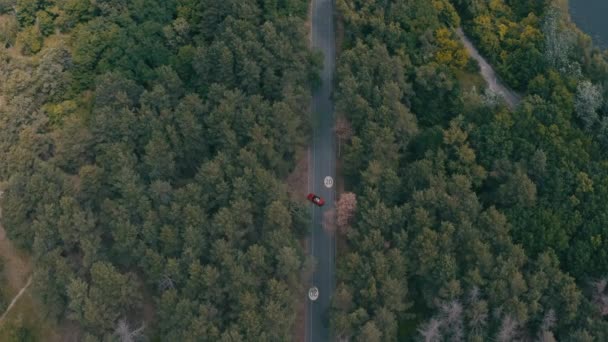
[3,0,608,340]
[0,0,316,339]
[15,0,41,26]
[3,324,36,342]
[0,0,15,14]
[333,0,608,340]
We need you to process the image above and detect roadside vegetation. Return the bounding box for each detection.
[4,0,608,340]
[332,0,608,340]
[0,257,7,313]
[0,0,318,339]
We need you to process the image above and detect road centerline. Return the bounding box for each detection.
[307,0,336,340]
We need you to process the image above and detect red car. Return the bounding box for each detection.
[307,193,325,206]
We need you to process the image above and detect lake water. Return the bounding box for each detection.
[569,0,608,49]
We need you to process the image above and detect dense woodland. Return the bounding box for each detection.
[3,0,608,340]
[0,0,318,340]
[332,0,608,340]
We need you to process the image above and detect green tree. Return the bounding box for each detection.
[16,24,42,55]
[36,10,54,36]
[0,14,18,47]
[15,0,40,26]
[143,130,176,181]
[68,262,142,333]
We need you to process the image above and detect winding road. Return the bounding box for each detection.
[456,28,522,109]
[307,0,336,340]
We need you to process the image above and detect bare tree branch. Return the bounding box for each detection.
[497,315,518,342]
[591,278,608,315]
[540,309,556,332]
[158,275,174,291]
[440,300,463,342]
[418,318,442,342]
[323,208,336,235]
[335,192,357,234]
[335,116,353,156]
[115,318,145,342]
[468,286,480,303]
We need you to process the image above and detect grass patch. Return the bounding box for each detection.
[0,292,61,342]
[0,229,31,300]
[454,69,486,93]
[0,225,65,340]
[41,32,69,51]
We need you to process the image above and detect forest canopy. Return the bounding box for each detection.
[3,0,608,340]
[332,0,608,340]
[0,0,318,339]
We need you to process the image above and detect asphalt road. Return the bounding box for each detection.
[456,28,522,109]
[306,0,336,341]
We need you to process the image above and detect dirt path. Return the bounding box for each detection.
[0,275,32,325]
[0,226,31,294]
[0,190,32,294]
[456,28,522,109]
[0,191,34,324]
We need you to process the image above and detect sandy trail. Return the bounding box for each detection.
[0,191,33,325]
[0,226,31,293]
[0,275,32,325]
[457,28,522,109]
